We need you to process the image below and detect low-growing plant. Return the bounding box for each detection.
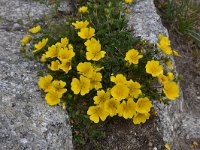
[21,0,180,148]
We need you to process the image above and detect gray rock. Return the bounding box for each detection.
[127,0,200,149]
[0,0,73,149]
[127,0,168,44]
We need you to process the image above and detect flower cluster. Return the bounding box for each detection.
[38,75,67,106]
[157,34,180,56]
[87,73,152,124]
[20,1,180,127]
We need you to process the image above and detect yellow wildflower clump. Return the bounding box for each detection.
[157,34,173,55]
[43,37,75,74]
[38,75,67,106]
[29,25,41,34]
[157,34,181,56]
[84,38,106,61]
[21,0,181,128]
[125,49,143,64]
[76,62,103,90]
[146,60,163,77]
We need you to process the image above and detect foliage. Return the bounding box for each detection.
[21,0,180,148]
[155,0,200,44]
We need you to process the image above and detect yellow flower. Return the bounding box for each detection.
[78,6,88,13]
[163,82,179,100]
[38,75,53,92]
[157,34,172,55]
[118,99,136,119]
[33,38,48,53]
[110,74,127,85]
[165,143,171,150]
[167,72,174,81]
[71,75,90,95]
[84,38,101,52]
[72,20,89,29]
[133,113,150,124]
[86,50,106,61]
[87,105,109,123]
[136,97,152,113]
[60,37,69,47]
[111,84,129,101]
[45,45,60,58]
[45,91,61,106]
[89,72,102,90]
[48,60,60,71]
[50,80,67,97]
[105,98,120,117]
[58,47,75,61]
[21,35,32,45]
[59,60,72,73]
[158,74,168,84]
[125,49,143,64]
[77,62,94,78]
[124,0,133,4]
[40,54,47,63]
[165,60,173,69]
[84,38,106,60]
[29,25,41,34]
[146,60,163,77]
[93,90,110,105]
[78,27,95,39]
[127,80,142,98]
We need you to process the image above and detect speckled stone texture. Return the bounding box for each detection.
[0,0,73,149]
[128,0,200,149]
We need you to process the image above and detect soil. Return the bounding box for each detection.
[99,117,165,150]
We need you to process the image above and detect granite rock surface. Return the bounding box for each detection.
[0,0,73,149]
